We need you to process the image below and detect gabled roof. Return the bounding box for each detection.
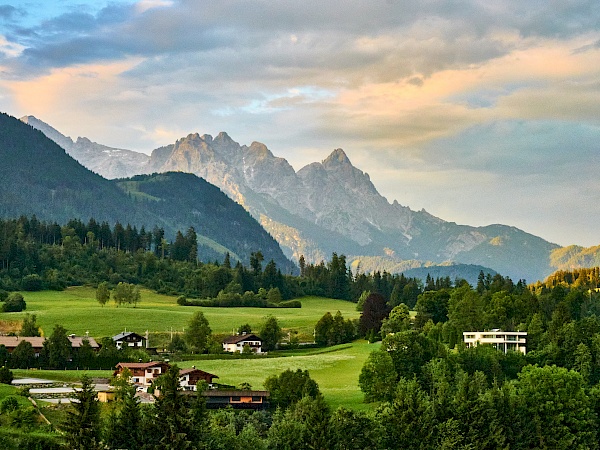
[222,334,262,345]
[179,368,218,379]
[0,336,45,349]
[0,336,99,349]
[115,361,169,370]
[112,331,145,341]
[69,336,100,348]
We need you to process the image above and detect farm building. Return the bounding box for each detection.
[0,335,99,358]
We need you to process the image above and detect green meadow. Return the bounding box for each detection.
[179,341,377,410]
[12,341,377,411]
[2,287,360,339]
[0,287,376,409]
[3,287,376,410]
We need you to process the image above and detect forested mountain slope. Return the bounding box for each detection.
[1,113,294,271]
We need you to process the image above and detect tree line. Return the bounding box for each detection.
[0,216,426,305]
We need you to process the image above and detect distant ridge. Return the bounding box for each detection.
[20,115,149,179]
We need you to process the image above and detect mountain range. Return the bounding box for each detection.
[19,114,599,283]
[1,113,294,273]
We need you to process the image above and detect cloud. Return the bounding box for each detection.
[0,5,20,20]
[2,0,597,77]
[2,0,600,247]
[135,0,174,14]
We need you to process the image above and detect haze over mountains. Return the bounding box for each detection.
[19,115,600,283]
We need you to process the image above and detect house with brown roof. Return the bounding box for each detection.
[179,367,218,391]
[0,336,45,357]
[222,333,263,354]
[68,335,100,351]
[0,335,99,358]
[114,361,219,392]
[114,361,170,388]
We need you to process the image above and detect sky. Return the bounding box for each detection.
[0,0,599,248]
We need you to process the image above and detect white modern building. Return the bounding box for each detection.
[463,330,527,354]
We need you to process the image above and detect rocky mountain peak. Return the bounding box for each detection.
[248,141,273,159]
[18,115,560,281]
[215,131,234,144]
[20,115,74,151]
[322,148,351,167]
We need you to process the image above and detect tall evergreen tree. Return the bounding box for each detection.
[44,324,71,369]
[152,365,194,448]
[62,375,101,450]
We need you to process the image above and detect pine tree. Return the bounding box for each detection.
[62,375,101,449]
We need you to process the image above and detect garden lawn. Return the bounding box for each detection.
[3,288,360,339]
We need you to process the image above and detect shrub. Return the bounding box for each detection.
[0,366,13,384]
[2,293,26,312]
[278,300,302,308]
[8,406,37,429]
[0,396,19,413]
[21,274,43,291]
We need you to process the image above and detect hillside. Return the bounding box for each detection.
[550,245,600,271]
[1,113,294,271]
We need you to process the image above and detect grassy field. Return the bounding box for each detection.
[1,287,360,339]
[12,340,377,411]
[3,287,374,410]
[179,340,378,411]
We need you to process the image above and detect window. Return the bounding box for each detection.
[231,396,241,402]
[252,396,262,402]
